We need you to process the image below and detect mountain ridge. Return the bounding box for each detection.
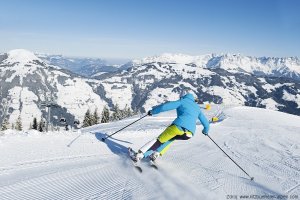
[126,53,300,80]
[0,49,107,129]
[1,49,300,130]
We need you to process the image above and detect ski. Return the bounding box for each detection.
[133,163,143,173]
[128,147,143,173]
[149,160,158,170]
[128,147,159,171]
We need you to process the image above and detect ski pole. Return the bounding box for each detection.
[207,135,254,181]
[102,114,148,142]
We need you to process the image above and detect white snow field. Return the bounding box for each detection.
[0,106,299,200]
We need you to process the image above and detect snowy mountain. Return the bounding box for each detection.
[0,49,108,129]
[0,107,299,199]
[97,53,300,115]
[37,53,119,77]
[1,49,300,130]
[127,53,300,80]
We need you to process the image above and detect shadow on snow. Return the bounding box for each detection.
[94,132,132,156]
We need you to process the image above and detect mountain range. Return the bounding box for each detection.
[0,49,107,129]
[1,49,300,129]
[37,53,119,77]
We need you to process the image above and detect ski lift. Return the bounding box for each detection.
[74,119,80,125]
[60,117,66,123]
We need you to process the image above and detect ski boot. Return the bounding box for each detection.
[128,148,144,163]
[149,151,160,162]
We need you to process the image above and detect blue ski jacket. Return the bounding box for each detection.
[150,93,209,135]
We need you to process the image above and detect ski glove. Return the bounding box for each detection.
[202,129,208,136]
[147,110,153,116]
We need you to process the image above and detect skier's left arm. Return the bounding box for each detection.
[198,111,210,135]
[150,100,181,115]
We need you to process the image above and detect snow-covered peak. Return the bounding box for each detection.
[0,49,48,85]
[133,53,213,65]
[143,53,197,63]
[6,49,42,65]
[130,53,300,79]
[215,54,300,75]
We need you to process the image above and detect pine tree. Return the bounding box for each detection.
[15,115,23,131]
[38,118,44,132]
[101,106,110,123]
[32,117,38,130]
[92,108,100,125]
[82,109,92,127]
[124,104,133,118]
[111,104,122,121]
[120,105,127,119]
[1,118,9,131]
[110,104,135,121]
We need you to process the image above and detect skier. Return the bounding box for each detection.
[130,93,210,163]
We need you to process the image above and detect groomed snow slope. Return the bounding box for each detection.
[0,107,299,199]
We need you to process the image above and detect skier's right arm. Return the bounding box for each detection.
[150,100,181,115]
[198,111,210,135]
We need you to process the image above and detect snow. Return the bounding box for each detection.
[91,71,107,77]
[3,49,45,85]
[1,106,299,199]
[246,86,257,95]
[209,86,245,105]
[50,69,70,77]
[261,83,276,93]
[8,87,41,129]
[101,81,133,109]
[6,49,42,65]
[144,88,180,111]
[283,90,300,108]
[56,78,107,121]
[132,53,300,79]
[261,98,280,110]
[134,53,213,65]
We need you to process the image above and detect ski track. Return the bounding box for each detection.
[0,107,300,199]
[0,157,144,199]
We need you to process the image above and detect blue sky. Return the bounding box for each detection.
[0,0,300,60]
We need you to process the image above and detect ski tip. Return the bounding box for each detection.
[151,164,158,170]
[135,166,143,173]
